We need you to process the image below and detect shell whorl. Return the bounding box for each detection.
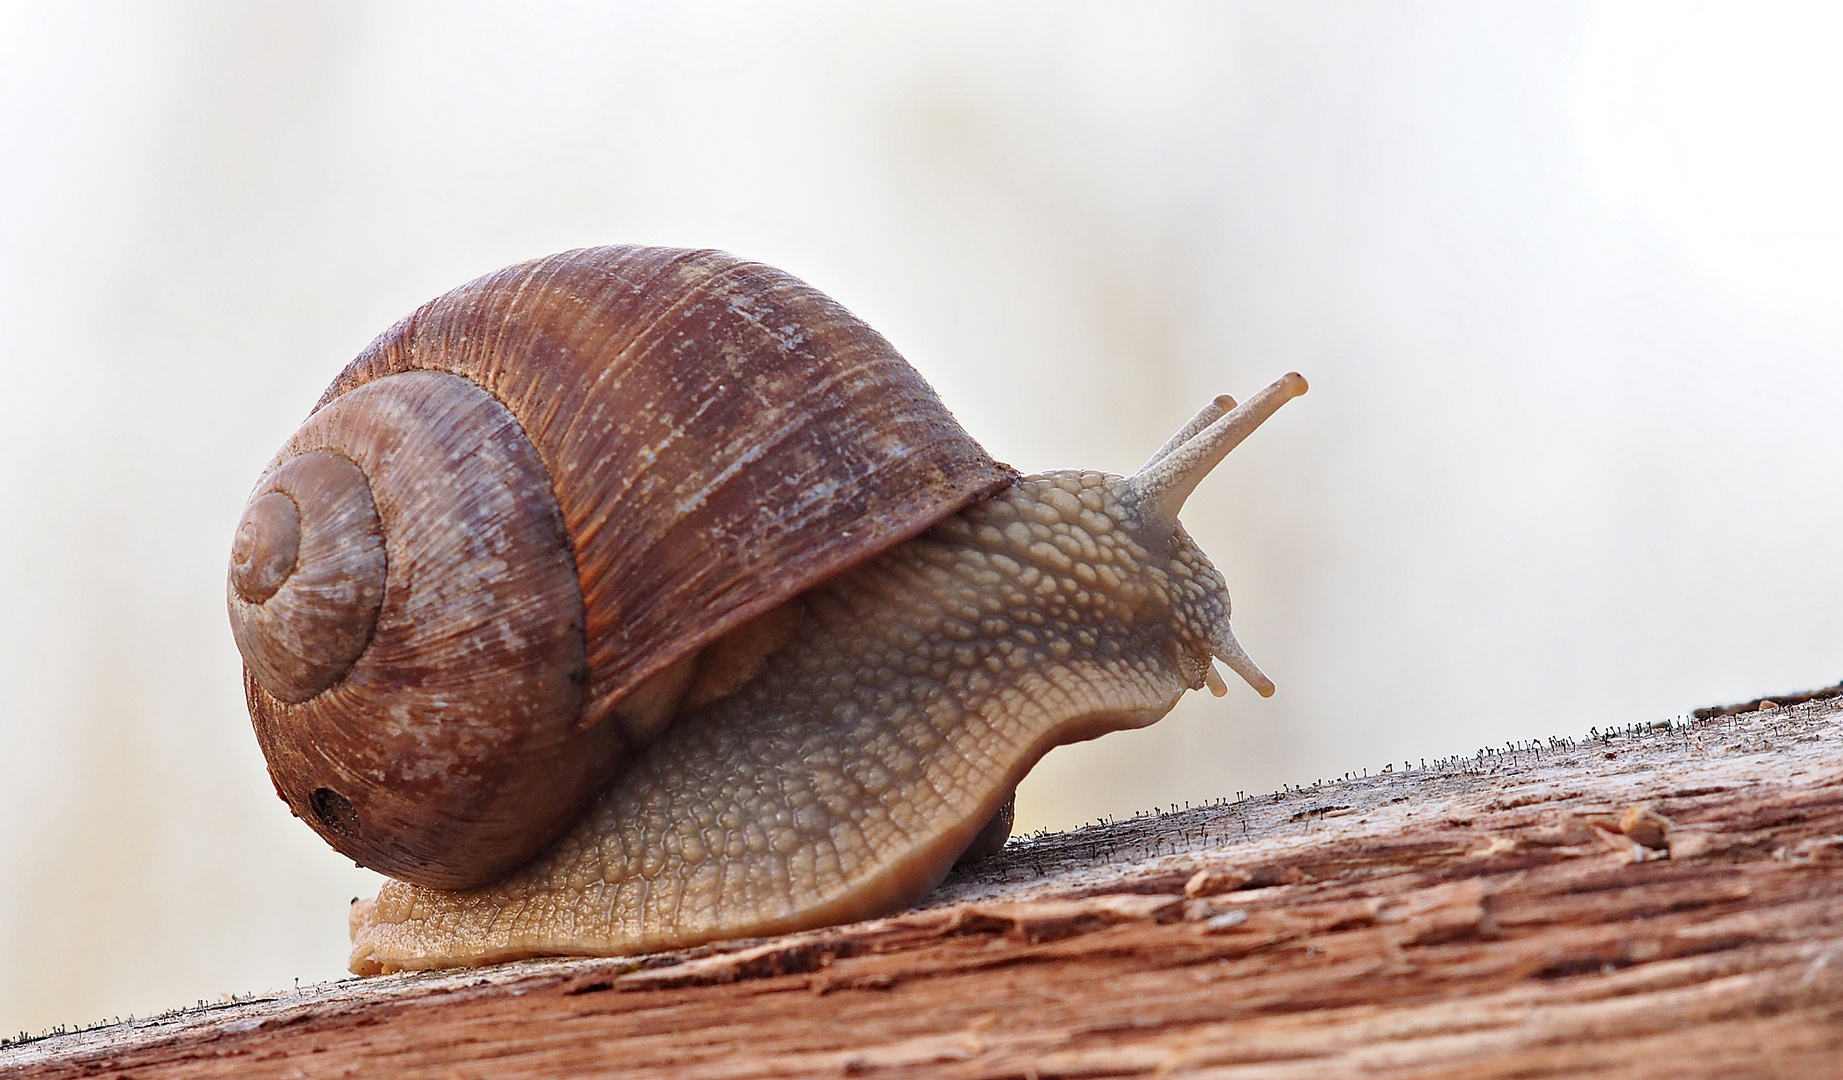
[231,246,1015,889]
[238,371,593,888]
[228,450,385,701]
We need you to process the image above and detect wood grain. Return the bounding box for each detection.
[7,697,1842,1079]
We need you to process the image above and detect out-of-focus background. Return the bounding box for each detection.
[2,0,1839,1038]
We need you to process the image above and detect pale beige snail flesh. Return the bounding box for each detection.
[224,246,1305,975]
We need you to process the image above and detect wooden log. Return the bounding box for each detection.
[6,697,1842,1079]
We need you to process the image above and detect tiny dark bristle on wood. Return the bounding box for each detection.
[1692,678,1843,719]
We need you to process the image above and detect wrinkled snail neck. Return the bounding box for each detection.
[931,370,1311,707]
[776,371,1313,868]
[346,373,1309,973]
[1114,370,1309,696]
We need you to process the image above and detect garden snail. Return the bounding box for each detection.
[226,246,1306,974]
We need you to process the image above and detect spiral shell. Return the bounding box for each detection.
[228,247,1014,888]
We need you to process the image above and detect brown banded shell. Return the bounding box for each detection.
[229,247,1015,888]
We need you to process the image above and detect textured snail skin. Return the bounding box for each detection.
[350,470,1246,974]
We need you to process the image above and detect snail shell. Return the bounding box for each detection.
[228,247,1014,889]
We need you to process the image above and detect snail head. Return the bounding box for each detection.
[1118,371,1309,698]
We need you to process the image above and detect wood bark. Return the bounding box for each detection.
[6,695,1842,1079]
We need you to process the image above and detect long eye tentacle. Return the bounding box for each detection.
[1139,394,1236,472]
[1130,373,1308,535]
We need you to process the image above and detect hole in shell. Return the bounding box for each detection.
[310,787,360,840]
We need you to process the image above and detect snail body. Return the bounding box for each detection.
[227,247,1305,975]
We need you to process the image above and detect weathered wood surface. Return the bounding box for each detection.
[7,696,1843,1079]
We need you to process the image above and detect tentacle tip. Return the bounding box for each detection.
[1282,372,1309,397]
[1210,622,1274,698]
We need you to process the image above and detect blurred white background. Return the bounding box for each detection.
[2,0,1839,1038]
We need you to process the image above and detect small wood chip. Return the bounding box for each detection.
[1184,867,1253,897]
[1620,803,1674,850]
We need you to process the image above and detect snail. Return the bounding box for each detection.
[225,246,1306,975]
